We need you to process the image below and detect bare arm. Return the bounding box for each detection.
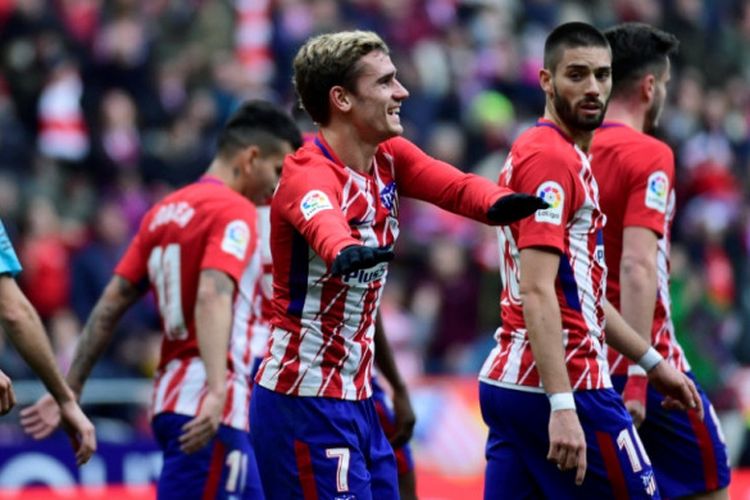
[620,227,658,344]
[66,275,143,395]
[519,248,569,394]
[619,227,659,425]
[373,313,415,448]
[178,268,235,453]
[0,275,75,404]
[519,247,586,485]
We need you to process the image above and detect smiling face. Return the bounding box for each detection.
[542,46,612,133]
[346,50,410,143]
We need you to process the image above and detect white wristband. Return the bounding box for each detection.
[627,364,648,376]
[636,347,663,372]
[548,392,576,412]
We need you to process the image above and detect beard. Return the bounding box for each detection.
[552,85,608,132]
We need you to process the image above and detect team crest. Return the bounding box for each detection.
[300,190,334,221]
[535,181,564,225]
[380,181,398,217]
[645,171,669,213]
[221,220,250,260]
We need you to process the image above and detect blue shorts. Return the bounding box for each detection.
[612,373,730,497]
[371,377,415,476]
[250,385,398,500]
[152,412,263,500]
[480,382,660,499]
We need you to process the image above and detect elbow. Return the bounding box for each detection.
[620,255,655,287]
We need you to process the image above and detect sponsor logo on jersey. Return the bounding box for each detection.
[534,181,564,225]
[300,190,334,221]
[380,181,398,217]
[221,219,250,260]
[149,201,195,232]
[341,261,387,285]
[645,171,669,213]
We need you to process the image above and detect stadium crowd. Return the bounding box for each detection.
[1,0,750,462]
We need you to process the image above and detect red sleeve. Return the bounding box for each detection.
[274,166,360,265]
[115,219,150,285]
[621,142,674,238]
[386,137,515,224]
[512,149,581,253]
[201,200,258,283]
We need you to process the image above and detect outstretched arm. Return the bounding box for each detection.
[178,269,235,454]
[0,274,97,465]
[373,313,415,448]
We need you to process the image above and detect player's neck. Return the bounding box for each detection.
[543,109,594,153]
[204,159,240,191]
[319,125,378,174]
[604,100,646,132]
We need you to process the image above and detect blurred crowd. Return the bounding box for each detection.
[2,0,750,459]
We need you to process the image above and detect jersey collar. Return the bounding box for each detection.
[197,174,225,186]
[535,118,574,144]
[599,120,627,129]
[314,132,347,169]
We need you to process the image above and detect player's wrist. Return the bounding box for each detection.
[636,347,662,372]
[547,392,576,412]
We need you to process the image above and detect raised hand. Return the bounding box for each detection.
[487,193,549,225]
[331,245,394,276]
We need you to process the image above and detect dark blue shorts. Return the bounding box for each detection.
[480,382,660,499]
[612,373,731,497]
[250,385,398,500]
[151,412,263,499]
[371,377,415,476]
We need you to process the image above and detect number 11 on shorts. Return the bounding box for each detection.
[326,447,351,492]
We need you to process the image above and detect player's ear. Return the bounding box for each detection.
[241,145,261,175]
[330,86,352,113]
[641,74,656,104]
[539,68,553,97]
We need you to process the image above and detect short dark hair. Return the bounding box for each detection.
[217,100,303,158]
[604,23,679,98]
[544,22,610,72]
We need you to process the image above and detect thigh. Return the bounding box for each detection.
[152,413,262,500]
[365,398,399,500]
[251,386,388,500]
[638,376,731,498]
[576,389,661,500]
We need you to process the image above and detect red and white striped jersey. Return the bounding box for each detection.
[480,119,611,392]
[591,122,689,375]
[248,205,273,363]
[256,132,514,400]
[115,176,260,431]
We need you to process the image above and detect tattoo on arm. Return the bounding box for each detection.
[67,276,143,390]
[201,269,236,297]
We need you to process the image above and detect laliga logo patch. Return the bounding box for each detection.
[535,181,564,225]
[380,181,398,217]
[221,219,250,260]
[300,190,334,221]
[645,171,669,213]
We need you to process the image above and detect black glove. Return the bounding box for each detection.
[331,245,395,276]
[487,193,550,225]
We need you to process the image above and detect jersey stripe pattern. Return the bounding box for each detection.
[257,133,513,400]
[480,120,611,392]
[591,123,688,375]
[116,177,260,430]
